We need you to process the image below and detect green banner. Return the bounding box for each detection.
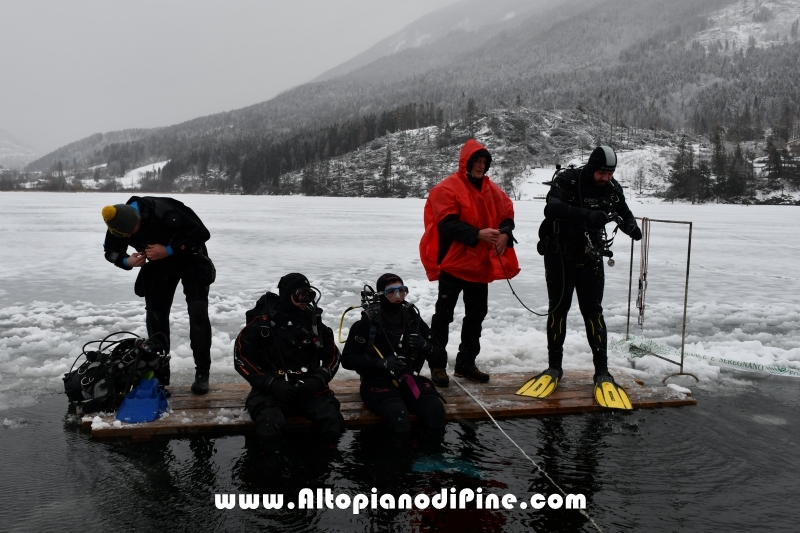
[610,334,800,378]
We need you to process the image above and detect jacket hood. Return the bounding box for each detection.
[458,139,492,179]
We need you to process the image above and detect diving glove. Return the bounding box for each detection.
[408,334,433,353]
[380,356,406,373]
[270,379,300,403]
[586,210,609,228]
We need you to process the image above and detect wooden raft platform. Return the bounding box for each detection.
[82,372,695,440]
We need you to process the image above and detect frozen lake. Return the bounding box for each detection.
[3,191,800,533]
[1,192,800,411]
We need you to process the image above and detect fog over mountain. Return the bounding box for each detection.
[312,0,558,82]
[0,129,38,170]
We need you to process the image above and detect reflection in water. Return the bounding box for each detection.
[3,391,800,532]
[523,415,606,531]
[346,424,508,532]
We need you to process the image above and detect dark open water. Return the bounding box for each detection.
[2,378,798,533]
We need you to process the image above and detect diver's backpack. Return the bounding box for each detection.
[537,166,581,255]
[63,335,170,414]
[245,292,281,323]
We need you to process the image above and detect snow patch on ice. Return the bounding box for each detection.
[666,383,692,394]
[752,414,787,426]
[2,417,27,428]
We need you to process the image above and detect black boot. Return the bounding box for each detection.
[430,367,450,388]
[454,362,490,383]
[191,370,209,395]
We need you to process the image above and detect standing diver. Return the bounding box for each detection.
[101,196,215,395]
[518,146,643,409]
[341,274,446,438]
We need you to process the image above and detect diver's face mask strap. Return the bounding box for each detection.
[307,285,322,346]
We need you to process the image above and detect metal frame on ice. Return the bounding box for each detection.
[624,217,699,383]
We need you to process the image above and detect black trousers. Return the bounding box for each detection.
[429,271,489,368]
[360,375,445,433]
[544,250,608,375]
[135,255,212,373]
[245,388,345,449]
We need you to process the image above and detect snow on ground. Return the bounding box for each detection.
[516,147,673,203]
[115,160,170,188]
[515,167,554,201]
[565,147,672,201]
[1,192,799,411]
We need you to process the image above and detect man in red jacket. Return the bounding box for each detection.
[419,139,520,386]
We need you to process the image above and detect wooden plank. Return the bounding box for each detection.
[85,372,695,438]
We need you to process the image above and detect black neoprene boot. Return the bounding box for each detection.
[191,370,209,395]
[454,362,490,383]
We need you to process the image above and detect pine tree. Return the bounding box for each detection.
[764,138,784,192]
[666,136,692,200]
[777,103,795,141]
[696,159,713,201]
[465,98,477,138]
[752,96,763,139]
[381,147,392,197]
[634,167,645,195]
[710,127,728,197]
[301,160,318,196]
[725,143,749,198]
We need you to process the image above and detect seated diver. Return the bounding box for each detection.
[342,273,446,437]
[234,273,345,451]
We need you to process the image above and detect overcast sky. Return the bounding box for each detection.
[0,0,459,154]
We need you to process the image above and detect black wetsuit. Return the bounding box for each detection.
[234,292,344,447]
[103,196,214,376]
[342,303,445,433]
[540,167,636,375]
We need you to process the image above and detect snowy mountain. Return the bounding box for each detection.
[0,129,38,170]
[21,0,800,202]
[312,0,557,82]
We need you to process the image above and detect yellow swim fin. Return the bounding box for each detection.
[593,374,633,410]
[516,368,561,398]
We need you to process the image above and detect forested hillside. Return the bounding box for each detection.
[17,0,800,202]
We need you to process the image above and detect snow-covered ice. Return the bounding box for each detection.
[1,191,799,411]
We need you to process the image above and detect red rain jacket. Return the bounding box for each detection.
[419,139,521,283]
